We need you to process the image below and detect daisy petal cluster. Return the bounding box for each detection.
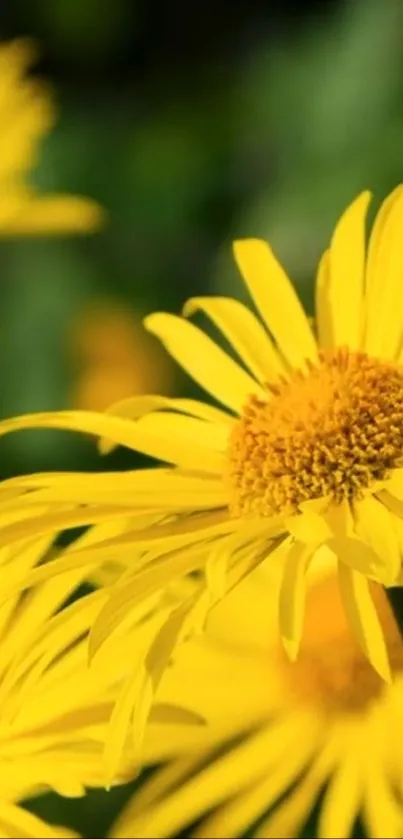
[0,187,403,772]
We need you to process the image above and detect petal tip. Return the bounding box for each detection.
[282,635,299,661]
[182,297,198,318]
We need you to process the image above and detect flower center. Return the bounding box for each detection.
[228,348,403,516]
[282,576,403,712]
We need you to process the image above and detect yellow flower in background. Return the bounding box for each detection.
[110,556,403,839]
[1,187,403,762]
[69,301,174,413]
[0,39,103,236]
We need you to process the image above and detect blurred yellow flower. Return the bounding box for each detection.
[1,187,403,766]
[69,301,173,413]
[110,555,403,839]
[0,39,103,236]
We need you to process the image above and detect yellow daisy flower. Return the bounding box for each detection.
[0,187,403,751]
[109,555,403,839]
[0,517,132,838]
[0,39,103,236]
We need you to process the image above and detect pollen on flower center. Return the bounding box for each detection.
[282,577,403,712]
[227,348,403,516]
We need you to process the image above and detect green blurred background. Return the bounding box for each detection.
[1,0,403,835]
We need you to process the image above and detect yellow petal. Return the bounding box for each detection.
[328,534,392,583]
[149,703,205,727]
[110,757,204,838]
[315,249,333,349]
[381,468,403,501]
[183,295,285,382]
[364,186,403,358]
[253,752,331,839]
[205,549,228,600]
[111,725,286,838]
[13,473,229,511]
[0,409,225,474]
[233,238,317,367]
[89,548,207,660]
[324,499,354,538]
[193,723,319,839]
[0,504,131,556]
[145,312,262,413]
[0,193,105,236]
[286,509,331,543]
[327,191,371,349]
[377,489,403,521]
[104,663,148,786]
[364,761,403,839]
[100,394,234,454]
[0,803,78,839]
[338,563,391,681]
[105,591,207,783]
[354,495,401,585]
[279,542,316,660]
[317,741,364,839]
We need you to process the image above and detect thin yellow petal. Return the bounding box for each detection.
[364,762,403,839]
[338,563,391,681]
[0,804,78,839]
[183,295,285,381]
[377,489,403,521]
[279,542,316,660]
[100,394,234,454]
[253,741,334,839]
[286,509,331,543]
[104,663,148,786]
[12,473,229,511]
[364,186,403,358]
[149,703,205,728]
[354,495,401,585]
[0,505,131,555]
[327,191,371,349]
[105,591,207,782]
[0,193,105,236]
[327,536,390,581]
[0,410,225,473]
[233,238,317,367]
[89,548,207,660]
[318,742,364,839]
[110,757,205,838]
[324,499,354,538]
[315,249,333,349]
[145,312,263,413]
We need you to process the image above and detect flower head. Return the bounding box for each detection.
[1,187,403,760]
[0,38,103,236]
[109,556,403,839]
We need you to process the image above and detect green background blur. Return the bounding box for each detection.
[2,0,403,835]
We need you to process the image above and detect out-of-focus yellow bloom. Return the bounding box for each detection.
[0,39,103,236]
[110,555,403,839]
[69,302,174,413]
[2,187,403,771]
